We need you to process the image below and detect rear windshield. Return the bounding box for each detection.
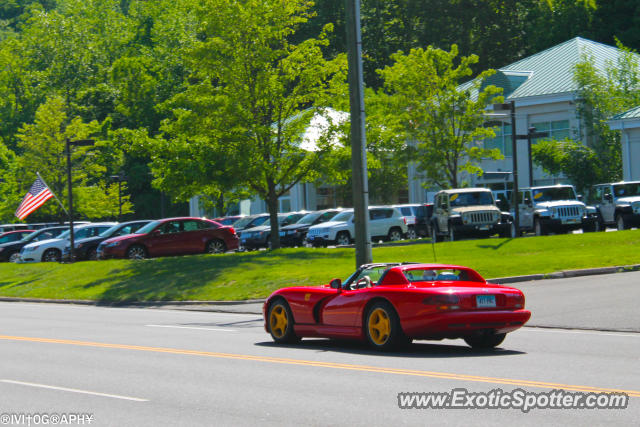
[403,268,483,283]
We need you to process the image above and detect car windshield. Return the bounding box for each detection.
[20,231,41,242]
[135,220,161,235]
[612,183,640,198]
[403,268,479,283]
[331,211,353,222]
[532,187,576,202]
[449,192,494,207]
[251,216,270,227]
[232,216,254,228]
[295,212,322,225]
[99,224,122,237]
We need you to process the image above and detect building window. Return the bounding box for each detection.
[531,120,571,143]
[278,191,291,212]
[483,122,512,156]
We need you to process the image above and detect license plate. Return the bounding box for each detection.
[476,295,496,308]
[563,218,579,224]
[478,225,490,231]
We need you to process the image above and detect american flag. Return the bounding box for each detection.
[15,177,54,220]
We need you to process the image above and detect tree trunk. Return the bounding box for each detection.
[266,180,281,250]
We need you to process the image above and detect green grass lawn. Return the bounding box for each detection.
[1,229,639,302]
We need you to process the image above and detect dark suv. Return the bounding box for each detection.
[392,204,433,239]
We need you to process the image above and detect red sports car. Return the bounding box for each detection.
[264,262,531,350]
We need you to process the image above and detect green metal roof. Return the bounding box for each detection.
[610,106,640,120]
[465,37,638,100]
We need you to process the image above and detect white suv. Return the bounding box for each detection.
[306,206,408,247]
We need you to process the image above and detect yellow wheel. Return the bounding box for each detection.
[365,301,405,350]
[368,308,391,345]
[267,300,300,344]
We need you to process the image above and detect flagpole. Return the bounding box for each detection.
[36,172,68,216]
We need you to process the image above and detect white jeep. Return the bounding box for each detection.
[306,206,408,247]
[590,181,640,230]
[431,188,512,242]
[515,185,597,235]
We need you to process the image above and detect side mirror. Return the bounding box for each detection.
[577,195,583,201]
[524,198,532,207]
[329,278,342,290]
[605,194,613,202]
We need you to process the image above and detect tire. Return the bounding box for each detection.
[126,245,147,260]
[534,218,546,236]
[42,248,61,263]
[387,227,403,241]
[267,299,300,344]
[9,252,20,263]
[206,239,226,254]
[464,331,506,349]
[406,226,417,240]
[87,248,98,261]
[365,301,404,351]
[616,214,627,231]
[336,231,351,246]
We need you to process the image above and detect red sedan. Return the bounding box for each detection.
[96,217,239,260]
[264,262,531,350]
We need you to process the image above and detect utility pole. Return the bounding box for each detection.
[345,0,372,268]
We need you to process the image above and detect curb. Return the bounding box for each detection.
[2,264,640,312]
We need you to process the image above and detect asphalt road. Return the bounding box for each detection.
[0,273,639,426]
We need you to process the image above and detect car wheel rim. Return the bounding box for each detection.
[407,229,416,239]
[129,247,145,259]
[269,305,288,339]
[44,251,59,262]
[208,241,224,254]
[337,234,349,245]
[390,231,401,241]
[368,308,390,345]
[9,253,19,263]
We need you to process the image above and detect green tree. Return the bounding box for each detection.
[377,45,503,189]
[151,0,346,248]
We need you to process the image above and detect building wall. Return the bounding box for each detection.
[622,127,640,181]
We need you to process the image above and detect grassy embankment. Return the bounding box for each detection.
[0,229,638,302]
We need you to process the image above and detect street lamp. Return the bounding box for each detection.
[492,101,519,236]
[110,174,127,222]
[66,138,94,262]
[491,103,550,237]
[525,127,549,187]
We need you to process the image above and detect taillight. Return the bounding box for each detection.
[229,227,236,235]
[507,293,524,308]
[423,294,460,310]
[403,217,407,225]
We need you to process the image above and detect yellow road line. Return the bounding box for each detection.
[1,335,638,397]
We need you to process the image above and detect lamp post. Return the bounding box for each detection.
[66,138,94,262]
[525,127,549,187]
[492,101,519,236]
[345,0,372,268]
[110,174,127,222]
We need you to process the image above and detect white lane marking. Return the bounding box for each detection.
[145,324,237,332]
[1,380,148,402]
[523,327,639,338]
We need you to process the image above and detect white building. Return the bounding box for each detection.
[608,106,640,181]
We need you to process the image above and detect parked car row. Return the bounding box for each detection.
[2,180,637,262]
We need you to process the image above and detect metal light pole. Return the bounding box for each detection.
[493,101,519,236]
[526,127,549,187]
[66,138,94,262]
[345,0,372,268]
[110,174,127,222]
